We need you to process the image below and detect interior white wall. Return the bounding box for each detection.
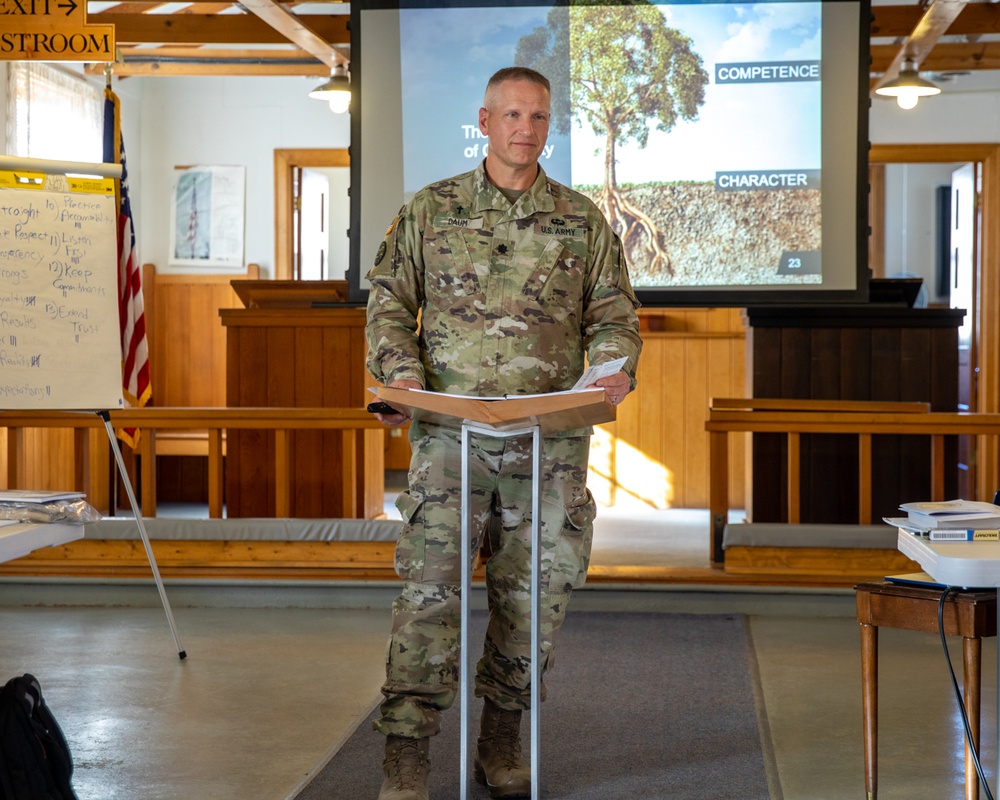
[132,76,349,277]
[870,83,1000,144]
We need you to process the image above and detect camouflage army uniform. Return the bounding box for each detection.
[365,161,642,740]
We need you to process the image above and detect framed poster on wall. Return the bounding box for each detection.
[169,165,245,269]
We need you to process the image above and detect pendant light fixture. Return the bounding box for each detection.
[875,58,941,110]
[309,64,351,114]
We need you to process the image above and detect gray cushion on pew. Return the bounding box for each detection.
[722,523,897,550]
[84,517,403,543]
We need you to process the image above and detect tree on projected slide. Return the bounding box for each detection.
[516,1,708,278]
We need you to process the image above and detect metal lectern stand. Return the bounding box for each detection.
[373,384,616,800]
[460,421,542,800]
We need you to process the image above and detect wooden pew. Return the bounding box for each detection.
[707,398,930,570]
[1,408,384,519]
[706,399,1000,574]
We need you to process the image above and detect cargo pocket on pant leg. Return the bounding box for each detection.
[546,489,597,594]
[393,489,427,582]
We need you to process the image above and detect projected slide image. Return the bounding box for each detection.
[398,0,823,289]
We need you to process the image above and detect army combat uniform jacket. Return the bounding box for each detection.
[365,161,642,420]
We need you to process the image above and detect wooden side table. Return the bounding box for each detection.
[855,581,998,800]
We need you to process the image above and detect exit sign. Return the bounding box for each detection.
[0,0,115,61]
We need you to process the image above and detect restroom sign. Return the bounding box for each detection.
[0,0,115,62]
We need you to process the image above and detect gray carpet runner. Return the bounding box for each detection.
[294,611,779,799]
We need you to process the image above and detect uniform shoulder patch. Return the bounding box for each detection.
[374,241,387,266]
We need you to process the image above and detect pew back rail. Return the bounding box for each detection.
[707,398,957,566]
[1,408,385,520]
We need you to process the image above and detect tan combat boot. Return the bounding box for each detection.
[473,699,531,798]
[378,735,430,800]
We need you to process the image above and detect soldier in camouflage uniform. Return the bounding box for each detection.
[365,66,642,800]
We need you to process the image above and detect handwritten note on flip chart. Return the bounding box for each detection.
[0,171,124,410]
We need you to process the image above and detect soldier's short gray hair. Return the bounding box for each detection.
[484,67,551,108]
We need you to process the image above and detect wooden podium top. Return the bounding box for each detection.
[231,279,350,309]
[376,386,615,434]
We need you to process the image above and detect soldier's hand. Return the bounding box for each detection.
[375,379,422,426]
[591,371,630,407]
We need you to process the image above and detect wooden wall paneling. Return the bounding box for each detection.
[294,323,327,516]
[26,429,74,490]
[146,265,260,505]
[840,327,872,399]
[703,336,735,509]
[728,337,747,511]
[266,324,297,516]
[746,307,963,526]
[226,324,268,516]
[747,325,785,522]
[604,339,643,505]
[898,327,934,500]
[841,327,873,522]
[346,325,376,516]
[929,325,961,501]
[870,326,905,521]
[222,308,381,519]
[148,265,257,409]
[805,327,855,523]
[660,336,687,508]
[682,336,710,508]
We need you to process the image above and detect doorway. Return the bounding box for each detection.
[869,143,1000,501]
[273,148,349,281]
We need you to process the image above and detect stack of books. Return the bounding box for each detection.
[886,499,1000,541]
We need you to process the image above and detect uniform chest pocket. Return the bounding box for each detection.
[521,238,584,323]
[424,229,484,312]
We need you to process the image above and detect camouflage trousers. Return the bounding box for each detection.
[373,425,596,740]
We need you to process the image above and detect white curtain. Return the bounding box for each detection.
[7,63,103,163]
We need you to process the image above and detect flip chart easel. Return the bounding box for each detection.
[0,155,185,659]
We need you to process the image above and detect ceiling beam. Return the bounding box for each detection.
[98,13,348,46]
[871,0,968,92]
[871,41,1000,75]
[85,61,330,77]
[84,43,330,77]
[872,3,1000,38]
[237,0,343,69]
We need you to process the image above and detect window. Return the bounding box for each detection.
[6,63,103,162]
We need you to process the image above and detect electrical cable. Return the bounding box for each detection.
[937,587,995,800]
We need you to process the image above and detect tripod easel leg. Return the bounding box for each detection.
[99,412,186,660]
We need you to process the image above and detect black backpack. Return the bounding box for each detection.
[0,674,78,800]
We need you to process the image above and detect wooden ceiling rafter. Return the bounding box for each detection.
[238,0,343,69]
[93,13,348,45]
[871,0,970,93]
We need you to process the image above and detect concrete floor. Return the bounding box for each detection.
[0,580,992,800]
[0,499,992,799]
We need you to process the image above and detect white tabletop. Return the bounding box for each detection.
[0,522,84,565]
[897,529,1000,588]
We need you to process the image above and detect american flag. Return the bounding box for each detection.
[104,87,151,447]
